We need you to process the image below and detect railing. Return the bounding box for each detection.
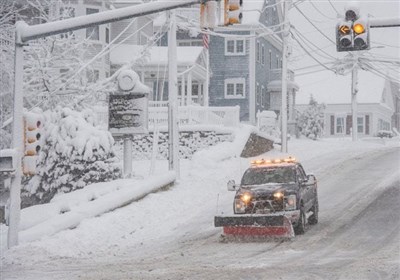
[94,104,240,129]
[270,69,295,82]
[149,105,241,128]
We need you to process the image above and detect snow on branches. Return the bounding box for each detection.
[23,107,122,204]
[297,95,326,140]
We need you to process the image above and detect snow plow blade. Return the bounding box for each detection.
[214,214,294,239]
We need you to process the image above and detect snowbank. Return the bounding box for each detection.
[12,172,175,243]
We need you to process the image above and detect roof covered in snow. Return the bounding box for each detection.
[110,44,204,66]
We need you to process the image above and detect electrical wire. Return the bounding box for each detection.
[291,26,336,60]
[327,0,340,16]
[309,0,337,21]
[293,3,336,44]
[291,30,337,73]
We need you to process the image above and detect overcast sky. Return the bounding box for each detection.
[288,0,400,104]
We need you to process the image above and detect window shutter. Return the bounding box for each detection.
[346,115,352,135]
[330,115,335,135]
[365,115,370,135]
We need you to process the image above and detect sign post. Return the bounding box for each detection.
[109,70,150,178]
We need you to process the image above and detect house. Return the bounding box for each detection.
[389,81,400,132]
[296,71,395,138]
[153,0,298,127]
[110,44,208,104]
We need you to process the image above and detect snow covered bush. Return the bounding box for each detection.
[297,95,326,140]
[23,107,122,204]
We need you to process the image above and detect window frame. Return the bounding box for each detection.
[336,116,345,134]
[86,8,100,40]
[225,38,246,56]
[224,78,246,99]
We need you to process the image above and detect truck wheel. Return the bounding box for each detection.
[308,199,319,225]
[294,208,306,235]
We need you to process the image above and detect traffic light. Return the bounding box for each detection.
[23,112,43,175]
[336,21,353,52]
[200,0,218,29]
[224,0,243,26]
[336,4,370,52]
[352,18,369,50]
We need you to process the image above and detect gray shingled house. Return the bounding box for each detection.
[155,0,299,128]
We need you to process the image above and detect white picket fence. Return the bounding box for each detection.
[94,102,240,129]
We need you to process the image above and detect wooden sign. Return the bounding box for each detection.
[109,93,148,136]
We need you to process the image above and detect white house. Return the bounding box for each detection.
[296,71,394,138]
[110,44,208,104]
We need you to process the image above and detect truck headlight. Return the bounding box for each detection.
[285,195,296,210]
[273,191,284,199]
[241,192,252,203]
[234,199,246,213]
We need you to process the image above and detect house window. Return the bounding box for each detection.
[86,8,99,40]
[225,39,245,55]
[276,55,279,68]
[178,42,191,46]
[225,78,246,99]
[105,27,110,44]
[261,86,265,108]
[60,68,68,83]
[256,83,261,105]
[357,117,364,133]
[261,44,265,65]
[269,50,272,69]
[256,41,260,63]
[87,70,99,83]
[336,117,345,134]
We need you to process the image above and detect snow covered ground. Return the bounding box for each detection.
[1,125,399,280]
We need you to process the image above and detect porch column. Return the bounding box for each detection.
[140,71,145,83]
[288,90,293,121]
[187,72,192,105]
[181,73,186,106]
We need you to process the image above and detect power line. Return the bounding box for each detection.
[294,4,336,44]
[291,25,336,60]
[327,0,340,16]
[291,31,337,73]
[309,0,337,20]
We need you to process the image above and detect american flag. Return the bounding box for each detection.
[203,33,209,49]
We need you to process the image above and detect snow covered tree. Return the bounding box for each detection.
[22,107,122,205]
[0,0,18,149]
[22,0,101,110]
[297,95,326,140]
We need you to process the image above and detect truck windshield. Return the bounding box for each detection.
[241,167,296,185]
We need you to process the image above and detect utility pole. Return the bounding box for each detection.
[168,10,180,179]
[351,65,358,141]
[280,0,291,153]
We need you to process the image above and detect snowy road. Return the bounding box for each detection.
[2,145,399,280]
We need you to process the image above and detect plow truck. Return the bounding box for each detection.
[214,157,319,240]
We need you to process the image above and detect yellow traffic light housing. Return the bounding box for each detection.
[224,0,243,26]
[23,112,43,175]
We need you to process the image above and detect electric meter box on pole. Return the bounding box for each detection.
[108,70,151,137]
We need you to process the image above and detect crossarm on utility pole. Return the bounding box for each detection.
[18,0,201,43]
[370,17,400,28]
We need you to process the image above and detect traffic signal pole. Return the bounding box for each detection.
[8,29,24,248]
